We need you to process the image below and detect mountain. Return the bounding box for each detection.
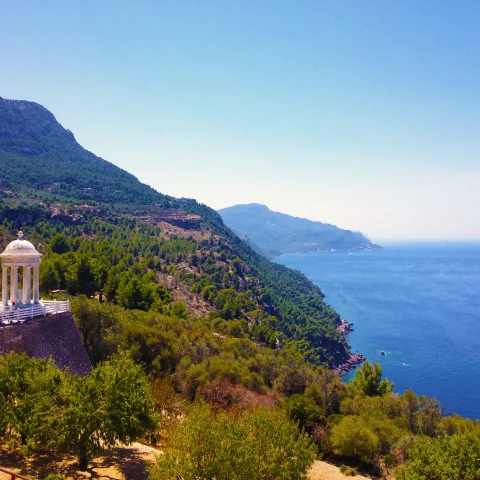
[0,96,352,368]
[218,203,382,258]
[4,98,474,479]
[0,96,170,206]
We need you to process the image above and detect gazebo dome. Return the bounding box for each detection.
[1,232,41,257]
[0,232,42,267]
[1,232,42,307]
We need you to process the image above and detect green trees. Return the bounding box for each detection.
[330,415,380,464]
[66,254,96,296]
[283,394,322,428]
[396,431,480,480]
[49,352,158,470]
[349,361,394,396]
[116,272,154,310]
[50,234,70,254]
[39,260,62,292]
[416,396,443,437]
[305,367,346,416]
[70,296,117,364]
[0,353,63,445]
[15,202,350,369]
[149,405,316,480]
[0,352,158,471]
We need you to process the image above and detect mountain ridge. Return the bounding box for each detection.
[0,96,352,368]
[219,203,382,258]
[0,95,171,206]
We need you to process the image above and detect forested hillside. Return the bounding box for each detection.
[0,96,348,367]
[2,97,479,479]
[0,96,170,205]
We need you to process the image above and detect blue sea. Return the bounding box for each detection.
[275,243,480,419]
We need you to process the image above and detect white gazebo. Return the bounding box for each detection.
[0,232,69,324]
[1,231,41,306]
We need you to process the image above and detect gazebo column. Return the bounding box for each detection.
[10,266,18,304]
[33,265,40,304]
[23,266,32,304]
[2,266,8,306]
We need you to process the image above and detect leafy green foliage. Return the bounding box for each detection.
[149,404,317,480]
[330,415,380,463]
[0,97,171,205]
[305,367,346,416]
[283,394,323,428]
[340,465,359,477]
[1,95,352,367]
[349,361,394,396]
[0,352,158,471]
[48,352,158,470]
[0,353,62,444]
[396,431,480,480]
[70,297,322,400]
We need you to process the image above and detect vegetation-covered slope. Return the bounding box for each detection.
[218,203,382,258]
[2,96,480,480]
[0,96,170,205]
[0,96,348,367]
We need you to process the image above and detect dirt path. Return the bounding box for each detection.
[0,442,159,480]
[308,460,371,480]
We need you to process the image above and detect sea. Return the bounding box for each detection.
[275,242,480,420]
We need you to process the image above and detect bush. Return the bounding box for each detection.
[340,465,359,476]
[283,394,322,427]
[149,405,317,480]
[395,431,480,480]
[330,416,379,464]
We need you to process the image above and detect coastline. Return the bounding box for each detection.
[277,246,480,419]
[333,352,365,376]
[334,319,365,375]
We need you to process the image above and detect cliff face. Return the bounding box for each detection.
[0,312,91,376]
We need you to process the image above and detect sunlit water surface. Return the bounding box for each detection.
[275,243,480,419]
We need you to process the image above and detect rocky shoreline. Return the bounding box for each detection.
[333,352,365,376]
[337,318,354,336]
[333,319,365,375]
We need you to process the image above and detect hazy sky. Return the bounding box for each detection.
[1,1,479,241]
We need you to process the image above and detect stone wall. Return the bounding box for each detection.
[0,312,91,376]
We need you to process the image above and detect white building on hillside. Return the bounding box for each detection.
[0,232,69,323]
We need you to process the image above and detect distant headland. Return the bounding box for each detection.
[218,203,382,258]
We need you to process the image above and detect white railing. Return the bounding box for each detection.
[0,300,70,326]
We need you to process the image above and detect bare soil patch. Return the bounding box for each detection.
[0,442,158,480]
[308,460,372,480]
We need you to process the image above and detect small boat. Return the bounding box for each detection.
[380,350,386,356]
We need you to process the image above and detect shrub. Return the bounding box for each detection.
[340,465,359,476]
[330,416,379,464]
[395,431,480,480]
[149,405,317,480]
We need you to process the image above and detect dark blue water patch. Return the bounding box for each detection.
[275,244,480,419]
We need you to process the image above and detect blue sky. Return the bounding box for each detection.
[1,1,479,240]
